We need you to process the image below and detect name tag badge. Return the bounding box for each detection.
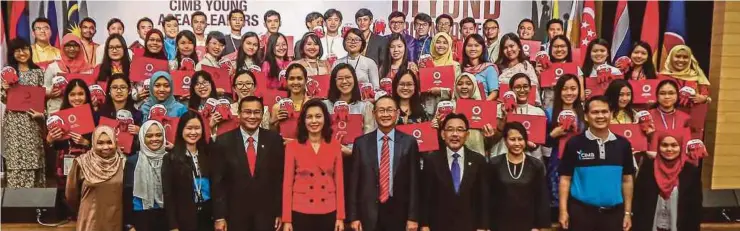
[63,156,74,176]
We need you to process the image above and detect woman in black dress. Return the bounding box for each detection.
[489,122,550,231]
[632,133,701,231]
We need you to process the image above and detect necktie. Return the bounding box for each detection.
[379,135,390,203]
[451,153,461,194]
[246,137,256,176]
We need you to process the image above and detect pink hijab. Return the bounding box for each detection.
[59,34,92,73]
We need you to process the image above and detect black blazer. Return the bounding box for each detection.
[421,147,488,231]
[364,33,387,68]
[161,148,211,231]
[347,129,420,231]
[632,159,702,231]
[211,128,285,230]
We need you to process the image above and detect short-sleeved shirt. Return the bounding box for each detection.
[558,129,636,207]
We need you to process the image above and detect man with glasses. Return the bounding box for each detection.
[355,8,387,67]
[386,11,416,62]
[420,113,488,231]
[411,13,433,62]
[211,96,286,231]
[31,17,61,64]
[435,14,454,35]
[224,9,246,55]
[348,95,420,231]
[483,19,500,62]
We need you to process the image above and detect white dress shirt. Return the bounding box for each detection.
[447,147,465,176]
[241,127,260,154]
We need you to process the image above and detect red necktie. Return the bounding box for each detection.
[379,135,390,203]
[246,137,256,176]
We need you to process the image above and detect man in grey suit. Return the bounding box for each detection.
[348,95,420,231]
[355,8,388,68]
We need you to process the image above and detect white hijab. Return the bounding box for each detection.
[133,120,167,209]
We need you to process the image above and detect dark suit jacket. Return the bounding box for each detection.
[161,148,211,231]
[364,33,387,68]
[421,147,488,231]
[632,159,702,231]
[347,129,420,231]
[211,128,285,230]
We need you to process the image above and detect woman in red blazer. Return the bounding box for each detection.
[282,99,345,231]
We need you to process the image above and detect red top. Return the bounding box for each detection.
[649,108,690,133]
[282,140,345,222]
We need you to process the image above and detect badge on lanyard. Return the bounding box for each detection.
[63,155,75,176]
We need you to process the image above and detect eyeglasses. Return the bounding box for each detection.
[110,85,129,92]
[375,108,397,115]
[33,26,50,31]
[438,22,451,27]
[335,76,353,83]
[444,127,467,134]
[235,82,255,89]
[108,45,124,51]
[414,22,429,28]
[513,85,530,91]
[195,81,210,88]
[390,21,405,25]
[346,38,362,43]
[399,82,415,89]
[148,38,163,43]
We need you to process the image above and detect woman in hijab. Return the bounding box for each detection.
[140,71,188,120]
[660,45,710,138]
[144,29,168,61]
[65,126,125,231]
[633,133,701,231]
[421,32,459,117]
[44,34,94,113]
[124,121,170,231]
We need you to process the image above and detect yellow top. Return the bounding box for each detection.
[32,42,61,64]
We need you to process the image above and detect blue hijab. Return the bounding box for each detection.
[140,71,187,119]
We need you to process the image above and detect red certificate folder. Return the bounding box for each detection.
[541,62,578,87]
[397,122,439,152]
[6,85,45,112]
[331,114,363,145]
[455,99,497,129]
[506,114,547,144]
[419,65,455,92]
[610,124,648,151]
[129,56,169,82]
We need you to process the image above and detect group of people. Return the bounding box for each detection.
[1,6,711,231]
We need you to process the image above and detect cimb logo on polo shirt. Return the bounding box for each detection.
[577,150,596,160]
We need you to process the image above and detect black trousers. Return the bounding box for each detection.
[376,197,407,231]
[568,199,624,231]
[132,209,168,231]
[292,211,336,231]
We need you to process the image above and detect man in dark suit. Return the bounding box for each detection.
[211,96,285,231]
[355,8,387,67]
[348,95,420,231]
[420,113,488,231]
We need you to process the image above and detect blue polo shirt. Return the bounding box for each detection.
[558,129,635,207]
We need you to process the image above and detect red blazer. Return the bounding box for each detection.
[282,140,345,222]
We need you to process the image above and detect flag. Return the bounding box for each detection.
[660,1,687,70]
[565,0,582,46]
[9,1,31,41]
[47,0,60,47]
[579,0,597,60]
[64,0,81,36]
[552,0,560,19]
[641,0,659,66]
[79,0,89,19]
[1,9,6,65]
[610,0,631,62]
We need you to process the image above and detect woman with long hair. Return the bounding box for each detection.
[262,32,292,90]
[144,29,168,60]
[380,33,418,81]
[633,133,702,231]
[323,63,376,154]
[543,35,574,108]
[162,111,214,231]
[235,32,264,72]
[495,33,540,105]
[581,38,623,98]
[97,74,142,154]
[282,99,345,231]
[462,34,499,101]
[195,31,226,70]
[66,126,126,231]
[625,41,657,80]
[492,73,547,159]
[140,71,188,119]
[545,74,585,207]
[333,28,380,88]
[170,30,200,70]
[292,33,331,76]
[270,64,311,130]
[605,79,637,124]
[393,70,429,124]
[44,34,94,113]
[124,121,170,231]
[96,34,131,82]
[187,71,220,110]
[229,70,272,129]
[489,122,550,231]
[1,38,46,188]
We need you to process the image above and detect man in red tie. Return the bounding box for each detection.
[348,95,421,231]
[211,96,286,231]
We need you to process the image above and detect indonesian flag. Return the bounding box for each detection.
[579,0,597,61]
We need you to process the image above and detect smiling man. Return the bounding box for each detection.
[355,8,387,67]
[79,17,99,65]
[558,96,635,231]
[31,17,61,64]
[191,11,208,46]
[421,113,488,231]
[386,11,416,62]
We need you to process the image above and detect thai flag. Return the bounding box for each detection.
[610,0,632,63]
[660,1,687,70]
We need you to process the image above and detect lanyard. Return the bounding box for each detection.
[659,110,676,130]
[229,35,239,52]
[188,150,204,203]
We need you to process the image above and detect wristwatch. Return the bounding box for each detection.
[625,211,633,216]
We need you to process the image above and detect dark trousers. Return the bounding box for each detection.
[568,199,624,231]
[235,213,276,231]
[179,201,214,231]
[376,197,407,231]
[132,209,168,231]
[292,211,336,231]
